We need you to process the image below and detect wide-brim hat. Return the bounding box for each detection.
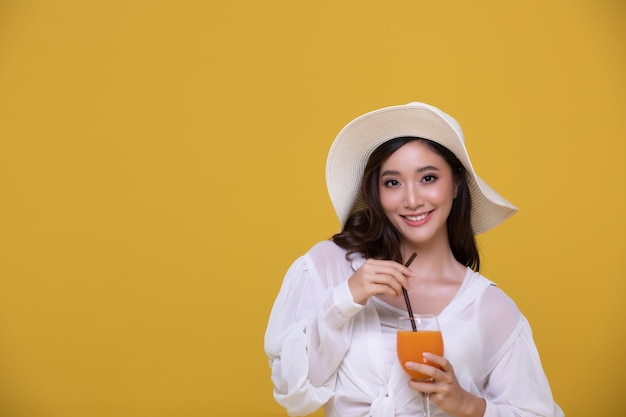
[325,102,518,235]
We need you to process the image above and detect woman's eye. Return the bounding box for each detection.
[384,179,400,187]
[422,175,437,183]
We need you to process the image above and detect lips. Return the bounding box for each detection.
[401,211,433,226]
[403,213,428,222]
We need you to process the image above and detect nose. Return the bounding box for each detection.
[403,183,423,210]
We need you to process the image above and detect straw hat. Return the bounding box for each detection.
[325,102,518,235]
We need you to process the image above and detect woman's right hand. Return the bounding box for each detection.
[348,259,415,304]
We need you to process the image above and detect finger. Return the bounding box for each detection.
[408,379,437,394]
[404,362,438,380]
[368,259,416,278]
[365,276,403,297]
[371,282,403,297]
[359,261,414,295]
[423,353,450,370]
[370,263,414,289]
[422,354,455,385]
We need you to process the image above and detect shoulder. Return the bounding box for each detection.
[308,239,347,256]
[475,274,523,327]
[305,239,355,265]
[484,284,519,312]
[302,240,358,287]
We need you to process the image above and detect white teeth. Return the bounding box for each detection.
[405,213,427,221]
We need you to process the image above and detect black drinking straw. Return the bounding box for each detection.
[402,252,418,331]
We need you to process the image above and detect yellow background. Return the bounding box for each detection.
[0,1,624,416]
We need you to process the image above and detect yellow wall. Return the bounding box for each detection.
[0,1,624,416]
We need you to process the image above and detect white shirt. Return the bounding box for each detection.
[264,240,564,417]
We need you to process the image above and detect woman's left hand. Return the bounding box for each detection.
[406,353,486,416]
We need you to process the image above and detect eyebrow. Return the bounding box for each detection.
[380,166,441,177]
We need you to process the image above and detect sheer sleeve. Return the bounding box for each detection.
[478,287,565,417]
[264,241,364,416]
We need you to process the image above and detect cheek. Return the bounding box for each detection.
[379,196,391,212]
[379,190,398,211]
[426,187,455,207]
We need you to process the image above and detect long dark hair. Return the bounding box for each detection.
[332,137,480,271]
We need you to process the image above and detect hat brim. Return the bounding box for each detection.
[325,103,517,235]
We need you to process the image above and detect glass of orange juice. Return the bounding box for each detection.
[397,314,443,417]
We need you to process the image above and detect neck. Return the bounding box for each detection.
[401,238,463,280]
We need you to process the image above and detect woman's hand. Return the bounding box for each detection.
[348,259,415,304]
[406,353,486,417]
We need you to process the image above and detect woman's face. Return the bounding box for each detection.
[378,140,459,250]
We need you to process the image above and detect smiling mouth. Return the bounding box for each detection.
[403,213,429,222]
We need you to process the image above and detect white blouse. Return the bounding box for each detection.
[264,240,564,417]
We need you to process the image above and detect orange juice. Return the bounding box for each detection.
[397,330,444,380]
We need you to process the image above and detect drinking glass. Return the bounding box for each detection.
[397,314,444,417]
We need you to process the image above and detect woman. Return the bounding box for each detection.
[264,102,564,417]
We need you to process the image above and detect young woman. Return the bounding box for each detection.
[264,103,564,417]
